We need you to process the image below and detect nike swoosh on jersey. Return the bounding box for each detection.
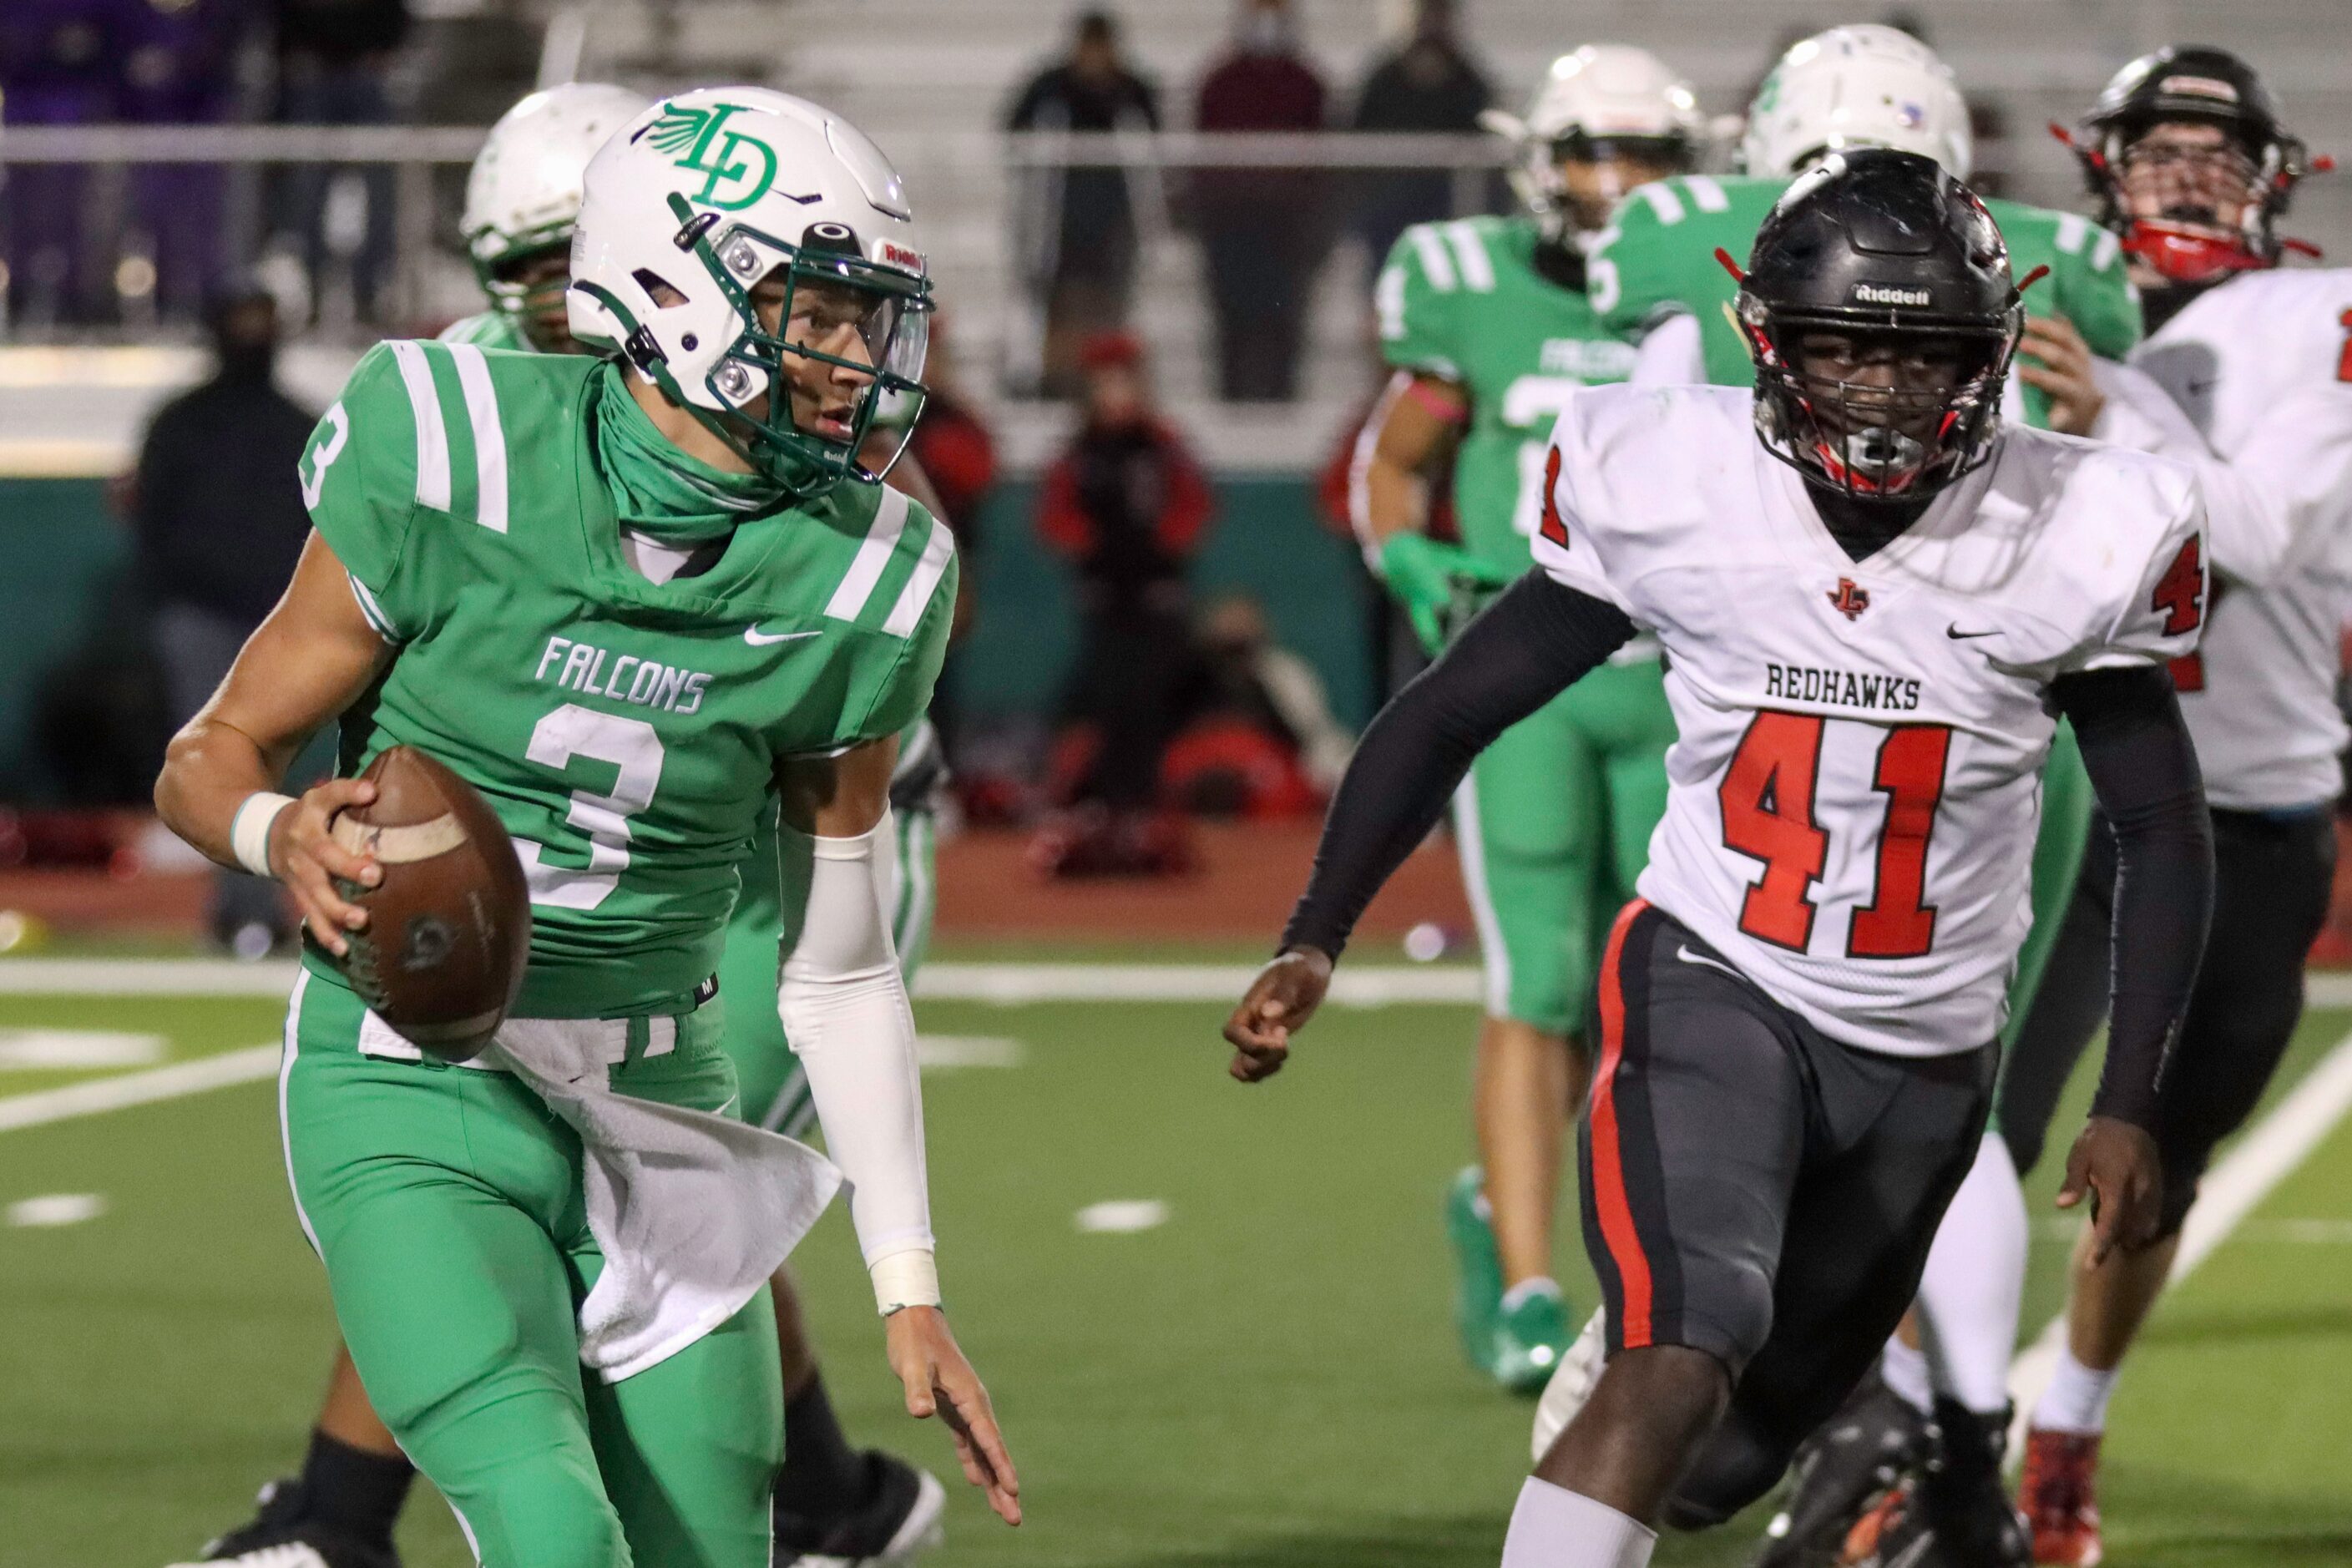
[744,626,822,646]
[1676,945,1744,981]
[1945,625,2000,640]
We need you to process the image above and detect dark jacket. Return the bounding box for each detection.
[1347,37,1495,257]
[1006,63,1161,276]
[1038,419,1213,617]
[275,0,408,67]
[133,369,316,625]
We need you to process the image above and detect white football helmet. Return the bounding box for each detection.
[1738,24,1972,180]
[463,83,652,337]
[570,88,933,496]
[1479,45,1702,240]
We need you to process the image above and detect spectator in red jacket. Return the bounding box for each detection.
[1194,0,1331,401]
[1033,333,1215,870]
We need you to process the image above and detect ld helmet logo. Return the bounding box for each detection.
[646,102,795,212]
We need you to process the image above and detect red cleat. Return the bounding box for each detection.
[2019,1428,2104,1565]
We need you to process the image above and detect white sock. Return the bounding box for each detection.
[2035,1346,2120,1434]
[1914,1132,2031,1414]
[1879,1333,1935,1415]
[1501,1478,1656,1568]
[1501,1276,1562,1313]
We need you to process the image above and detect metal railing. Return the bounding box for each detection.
[16,120,2349,398]
[0,127,1520,378]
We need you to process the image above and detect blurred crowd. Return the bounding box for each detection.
[1007,0,1500,402]
[0,0,414,328]
[8,0,1799,891]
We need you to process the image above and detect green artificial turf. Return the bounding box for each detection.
[2,986,2349,1566]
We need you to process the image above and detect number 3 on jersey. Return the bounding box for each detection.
[1719,713,1951,959]
[513,704,665,910]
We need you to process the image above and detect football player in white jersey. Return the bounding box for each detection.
[1934,48,2352,1566]
[1222,151,2214,1568]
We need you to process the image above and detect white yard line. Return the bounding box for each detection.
[0,1044,282,1134]
[2007,1024,2352,1455]
[0,959,1478,1136]
[916,962,1481,1005]
[0,959,302,996]
[0,958,1486,1006]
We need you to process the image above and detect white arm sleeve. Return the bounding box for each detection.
[778,810,940,1311]
[1629,311,1704,387]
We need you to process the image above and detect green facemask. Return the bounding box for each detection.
[593,361,785,545]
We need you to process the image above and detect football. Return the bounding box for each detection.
[327,745,531,1063]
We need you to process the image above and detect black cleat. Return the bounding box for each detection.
[775,1449,948,1567]
[1844,1399,2032,1568]
[1751,1371,1929,1567]
[165,1477,402,1568]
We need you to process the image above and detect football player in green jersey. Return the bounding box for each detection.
[154,89,1018,1568]
[1356,44,1702,1393]
[1591,25,2139,428]
[179,85,965,1568]
[1549,28,2136,1560]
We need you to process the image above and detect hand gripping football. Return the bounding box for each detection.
[328,745,531,1062]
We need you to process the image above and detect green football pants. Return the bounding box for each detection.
[1453,656,1676,1038]
[280,971,783,1568]
[723,803,937,1136]
[1989,720,2094,1129]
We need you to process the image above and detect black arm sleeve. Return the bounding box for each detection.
[2051,664,2215,1130]
[1281,573,1637,959]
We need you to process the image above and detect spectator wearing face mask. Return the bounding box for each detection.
[1346,0,1496,266]
[1193,0,1332,402]
[129,286,316,955]
[1006,8,1163,397]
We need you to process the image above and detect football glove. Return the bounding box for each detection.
[1378,533,1516,654]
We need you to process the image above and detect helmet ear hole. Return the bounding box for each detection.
[632,268,686,307]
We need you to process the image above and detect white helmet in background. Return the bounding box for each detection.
[463,83,652,331]
[1479,45,1703,239]
[570,87,933,498]
[1739,24,1972,180]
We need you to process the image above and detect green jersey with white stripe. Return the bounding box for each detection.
[297,341,956,1018]
[1588,174,2142,428]
[438,309,532,351]
[1375,213,1638,572]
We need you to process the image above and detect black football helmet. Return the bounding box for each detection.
[2069,45,2318,284]
[1734,148,2025,503]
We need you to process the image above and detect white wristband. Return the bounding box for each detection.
[870,1247,941,1316]
[230,792,296,879]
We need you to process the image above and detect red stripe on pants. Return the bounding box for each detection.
[1591,898,1655,1348]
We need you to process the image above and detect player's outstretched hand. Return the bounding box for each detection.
[2056,1115,2164,1264]
[886,1305,1021,1525]
[1379,534,1514,654]
[1223,946,1333,1083]
[269,777,382,957]
[2017,315,2107,437]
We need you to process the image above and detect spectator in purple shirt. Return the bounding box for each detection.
[1194,0,1330,401]
[0,0,119,325]
[119,0,254,320]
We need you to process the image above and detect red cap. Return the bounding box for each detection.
[1079,330,1145,371]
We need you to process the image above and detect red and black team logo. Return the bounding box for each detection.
[1827,578,1871,620]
